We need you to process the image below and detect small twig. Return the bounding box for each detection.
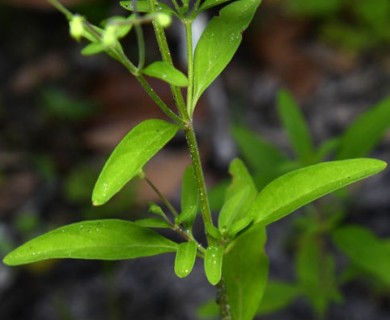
[144,176,179,217]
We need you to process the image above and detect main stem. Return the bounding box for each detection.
[148,3,230,316]
[184,123,215,244]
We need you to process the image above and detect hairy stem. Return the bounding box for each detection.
[136,75,184,124]
[217,278,231,320]
[184,124,215,245]
[184,19,194,116]
[144,176,179,217]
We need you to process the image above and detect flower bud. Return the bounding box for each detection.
[102,25,118,47]
[69,15,85,41]
[155,13,172,28]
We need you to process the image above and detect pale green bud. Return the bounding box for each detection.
[155,13,172,28]
[102,25,118,47]
[69,15,85,41]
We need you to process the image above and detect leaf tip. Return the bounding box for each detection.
[2,255,12,266]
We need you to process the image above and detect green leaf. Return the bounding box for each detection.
[249,158,387,225]
[174,241,198,278]
[143,61,189,87]
[204,245,224,285]
[228,216,253,238]
[148,203,166,216]
[199,0,234,11]
[332,225,390,285]
[223,223,269,320]
[218,187,251,234]
[3,219,177,266]
[225,158,257,201]
[220,159,257,237]
[257,281,301,315]
[92,119,179,206]
[120,1,176,16]
[232,126,288,188]
[296,234,341,316]
[133,218,171,228]
[191,0,261,114]
[336,96,390,159]
[81,42,105,55]
[277,90,315,164]
[176,165,199,228]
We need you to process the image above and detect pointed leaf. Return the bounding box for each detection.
[204,245,224,285]
[143,61,189,87]
[176,165,199,228]
[223,223,269,320]
[332,225,390,284]
[277,90,315,164]
[249,158,387,225]
[148,203,166,216]
[133,218,171,228]
[336,96,390,159]
[225,158,257,201]
[3,219,177,266]
[218,187,250,234]
[192,0,261,114]
[174,241,198,278]
[219,159,257,235]
[81,42,105,55]
[120,1,177,16]
[228,215,253,238]
[92,119,179,206]
[200,0,234,11]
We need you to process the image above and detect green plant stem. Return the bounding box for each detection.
[144,176,179,217]
[79,17,182,125]
[134,23,146,70]
[217,278,231,320]
[136,75,184,124]
[184,19,194,116]
[148,0,188,119]
[171,0,181,13]
[183,10,231,319]
[144,176,206,256]
[184,124,215,243]
[132,0,146,69]
[149,0,215,248]
[47,0,73,19]
[193,0,202,12]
